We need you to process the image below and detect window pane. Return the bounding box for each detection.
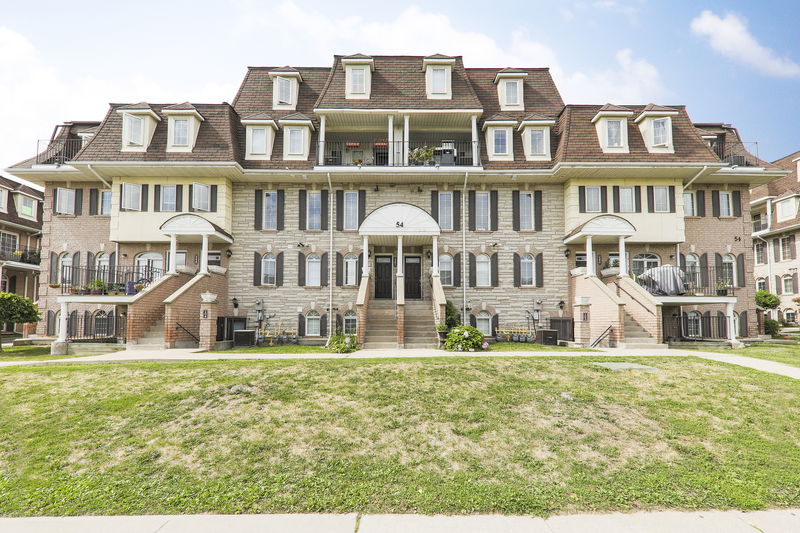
[122,183,141,211]
[521,254,534,286]
[251,128,267,154]
[439,192,453,230]
[100,191,112,215]
[719,192,731,216]
[432,68,446,93]
[653,118,667,145]
[278,77,292,104]
[439,254,452,285]
[493,129,507,154]
[520,192,533,230]
[345,254,358,285]
[476,254,491,286]
[193,183,210,211]
[586,187,601,212]
[351,68,365,93]
[174,119,188,145]
[307,255,321,286]
[475,192,490,230]
[619,187,635,212]
[344,312,357,334]
[683,192,694,216]
[306,314,320,336]
[289,129,303,154]
[344,191,358,230]
[264,192,278,230]
[607,120,621,147]
[477,313,491,336]
[530,129,544,155]
[506,81,518,105]
[126,115,143,145]
[654,186,669,212]
[262,254,276,285]
[57,188,75,214]
[161,185,176,211]
[308,192,321,230]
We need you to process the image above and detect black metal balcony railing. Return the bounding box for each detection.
[66,313,127,343]
[753,220,768,233]
[0,245,41,265]
[632,265,735,297]
[319,140,478,167]
[35,138,83,165]
[57,265,164,295]
[715,141,761,167]
[663,314,738,342]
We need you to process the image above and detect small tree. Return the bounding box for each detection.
[445,300,461,329]
[755,290,780,311]
[0,293,40,351]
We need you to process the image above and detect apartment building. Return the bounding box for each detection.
[751,149,800,323]
[5,54,784,351]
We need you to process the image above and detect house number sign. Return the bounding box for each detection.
[396,221,404,228]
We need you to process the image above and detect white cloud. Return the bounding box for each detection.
[690,10,800,78]
[562,48,665,103]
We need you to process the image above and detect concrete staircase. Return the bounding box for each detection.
[403,300,439,349]
[363,300,398,349]
[128,320,166,350]
[623,312,667,349]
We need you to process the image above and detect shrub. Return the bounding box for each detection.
[444,325,486,352]
[328,329,358,353]
[445,300,461,329]
[755,290,780,310]
[764,318,780,337]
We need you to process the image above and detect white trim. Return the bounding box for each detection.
[590,109,634,123]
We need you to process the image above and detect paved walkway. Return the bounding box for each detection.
[0,509,797,532]
[2,346,799,380]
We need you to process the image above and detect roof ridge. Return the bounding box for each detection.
[313,56,340,110]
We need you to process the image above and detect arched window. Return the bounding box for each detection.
[261,253,276,285]
[756,278,766,291]
[785,309,797,324]
[476,254,491,287]
[476,311,492,336]
[782,274,794,294]
[94,310,110,336]
[439,254,453,286]
[722,254,736,286]
[53,310,61,336]
[632,253,660,275]
[343,310,357,334]
[686,311,702,338]
[58,253,73,284]
[684,253,700,286]
[135,252,163,279]
[344,254,358,286]
[306,310,321,336]
[306,254,321,286]
[520,253,535,286]
[95,253,110,282]
[732,311,740,335]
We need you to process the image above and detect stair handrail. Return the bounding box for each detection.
[175,322,200,343]
[613,281,655,315]
[590,325,613,348]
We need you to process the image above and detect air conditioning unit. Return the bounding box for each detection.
[536,329,558,346]
[233,329,256,347]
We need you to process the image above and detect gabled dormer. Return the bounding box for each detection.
[518,114,555,161]
[278,113,315,161]
[423,54,455,100]
[591,104,634,154]
[635,104,678,154]
[242,113,278,160]
[116,102,160,152]
[495,68,528,112]
[269,67,302,110]
[162,103,204,153]
[482,115,517,162]
[342,54,374,100]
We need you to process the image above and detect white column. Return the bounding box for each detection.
[57,301,68,342]
[387,115,394,166]
[471,115,479,166]
[362,236,370,276]
[168,234,178,274]
[619,236,628,277]
[726,302,737,342]
[200,234,209,274]
[586,236,595,276]
[432,236,439,276]
[318,114,326,165]
[397,235,404,276]
[403,115,410,166]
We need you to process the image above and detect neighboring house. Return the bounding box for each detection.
[4,54,786,349]
[751,149,800,323]
[0,174,43,333]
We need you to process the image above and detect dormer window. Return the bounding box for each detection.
[242,115,278,160]
[518,117,555,161]
[495,70,527,111]
[117,104,160,152]
[607,120,622,147]
[493,130,508,154]
[288,128,304,155]
[163,104,204,153]
[653,118,668,146]
[342,55,374,100]
[634,105,677,153]
[505,80,519,105]
[278,115,314,160]
[277,77,292,104]
[432,68,447,94]
[173,119,188,146]
[251,128,267,154]
[270,69,302,110]
[482,118,516,161]
[591,105,633,153]
[124,114,143,146]
[423,56,455,99]
[351,68,365,93]
[530,129,544,154]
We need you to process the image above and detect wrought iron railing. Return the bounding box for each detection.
[35,138,83,165]
[58,265,164,295]
[319,139,478,167]
[752,219,768,233]
[0,245,41,265]
[663,314,738,342]
[66,313,127,343]
[632,265,735,297]
[719,141,761,167]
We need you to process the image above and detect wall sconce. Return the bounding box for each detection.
[597,254,602,265]
[558,300,565,310]
[297,242,307,248]
[232,297,239,309]
[491,242,499,247]
[563,249,570,257]
[417,186,423,193]
[425,251,432,260]
[374,185,379,192]
[255,299,263,311]
[225,249,233,258]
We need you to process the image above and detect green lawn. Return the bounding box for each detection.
[212,344,332,354]
[696,343,800,368]
[215,342,593,355]
[0,357,798,516]
[488,342,597,352]
[0,346,88,362]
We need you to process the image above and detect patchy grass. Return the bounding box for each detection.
[212,344,332,354]
[0,346,88,362]
[487,342,597,352]
[0,357,798,516]
[694,343,800,368]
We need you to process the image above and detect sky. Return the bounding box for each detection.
[1,0,798,186]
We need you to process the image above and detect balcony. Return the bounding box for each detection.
[753,219,768,233]
[56,265,165,296]
[35,138,83,165]
[711,140,762,167]
[319,138,479,167]
[632,265,735,297]
[0,245,41,265]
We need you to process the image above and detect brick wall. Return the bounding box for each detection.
[164,271,229,347]
[610,276,663,342]
[127,273,191,342]
[571,273,624,346]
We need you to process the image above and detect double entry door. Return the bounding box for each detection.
[374,255,421,300]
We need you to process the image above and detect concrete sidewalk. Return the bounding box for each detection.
[1,509,797,532]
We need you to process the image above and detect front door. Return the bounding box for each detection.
[375,256,392,299]
[404,256,422,299]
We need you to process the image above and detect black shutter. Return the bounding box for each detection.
[512,190,520,231]
[679,253,686,270]
[89,188,98,215]
[431,191,439,223]
[321,253,328,287]
[298,252,306,286]
[277,190,285,230]
[276,252,284,286]
[491,253,498,287]
[579,186,586,213]
[453,190,461,231]
[469,314,476,328]
[154,185,161,212]
[740,311,748,338]
[85,252,94,285]
[700,253,709,286]
[71,252,81,285]
[254,189,263,230]
[358,190,366,226]
[718,311,728,338]
[84,311,91,335]
[141,185,148,212]
[7,275,15,294]
[298,314,305,336]
[490,190,498,231]
[790,235,796,259]
[253,252,261,286]
[736,253,745,287]
[47,310,55,336]
[600,186,607,213]
[321,314,328,337]
[210,185,218,212]
[49,251,58,283]
[176,185,183,211]
[298,190,307,230]
[336,252,343,286]
[732,190,741,217]
[715,253,723,281]
[468,190,476,230]
[647,186,654,213]
[612,186,620,213]
[634,186,642,212]
[696,190,705,217]
[118,184,125,212]
[776,275,782,295]
[491,314,499,336]
[794,273,799,294]
[357,253,363,284]
[74,188,83,215]
[513,253,520,287]
[764,277,769,292]
[774,239,781,262]
[321,190,329,230]
[711,191,720,217]
[535,252,544,287]
[534,190,543,231]
[453,253,461,287]
[336,190,344,231]
[669,185,676,213]
[188,184,195,212]
[468,253,476,287]
[53,189,59,212]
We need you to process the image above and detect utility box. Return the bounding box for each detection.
[537,329,558,346]
[233,329,256,347]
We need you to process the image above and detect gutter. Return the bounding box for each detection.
[86,164,111,188]
[462,171,469,325]
[326,172,334,346]
[682,165,707,190]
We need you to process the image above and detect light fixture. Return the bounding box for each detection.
[297,242,307,248]
[417,186,423,193]
[374,185,379,192]
[232,297,239,309]
[226,249,233,258]
[558,300,565,310]
[564,249,571,258]
[255,299,263,311]
[425,251,432,259]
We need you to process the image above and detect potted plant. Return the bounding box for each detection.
[48,283,61,289]
[436,321,449,341]
[87,279,108,295]
[352,158,364,166]
[133,283,144,293]
[409,146,435,166]
[716,280,730,296]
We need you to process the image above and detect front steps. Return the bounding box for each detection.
[363,300,439,349]
[363,300,398,349]
[402,301,438,349]
[623,312,668,349]
[128,321,166,350]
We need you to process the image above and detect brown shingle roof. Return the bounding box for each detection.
[751,149,800,202]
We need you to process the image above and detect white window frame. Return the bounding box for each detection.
[58,252,73,284]
[173,118,189,146]
[439,254,453,286]
[277,76,292,105]
[100,190,112,215]
[288,128,304,155]
[476,253,491,287]
[438,192,453,231]
[307,191,322,230]
[343,311,357,335]
[344,253,358,286]
[350,67,366,94]
[306,254,321,286]
[121,183,142,211]
[780,236,793,261]
[431,68,447,94]
[520,253,535,286]
[585,186,602,213]
[505,80,520,106]
[263,191,278,230]
[754,242,766,265]
[493,129,508,155]
[476,311,492,336]
[653,186,670,213]
[529,128,545,155]
[123,113,144,146]
[305,311,321,336]
[19,196,36,219]
[475,191,490,231]
[192,182,210,212]
[777,198,795,222]
[619,186,636,213]
[607,120,623,147]
[783,275,794,294]
[343,191,358,231]
[250,127,268,155]
[687,311,702,337]
[166,250,187,270]
[519,192,534,230]
[683,191,696,216]
[0,231,18,256]
[262,253,277,285]
[722,254,736,286]
[786,310,797,323]
[160,185,177,212]
[756,278,766,291]
[719,191,733,217]
[632,253,660,275]
[56,187,75,215]
[0,189,7,213]
[653,117,669,146]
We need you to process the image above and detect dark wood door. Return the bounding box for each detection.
[375,256,392,299]
[404,257,421,299]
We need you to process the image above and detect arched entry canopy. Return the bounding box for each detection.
[159,214,233,275]
[359,203,439,246]
[564,215,636,277]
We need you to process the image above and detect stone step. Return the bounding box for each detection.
[127,343,166,350]
[361,342,397,349]
[624,337,658,344]
[623,342,669,349]
[404,343,438,349]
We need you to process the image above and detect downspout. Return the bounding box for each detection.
[681,165,707,191]
[756,234,772,289]
[462,171,469,325]
[326,172,334,346]
[86,164,111,188]
[677,166,706,333]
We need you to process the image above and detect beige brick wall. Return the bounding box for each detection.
[571,274,624,346]
[164,272,229,347]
